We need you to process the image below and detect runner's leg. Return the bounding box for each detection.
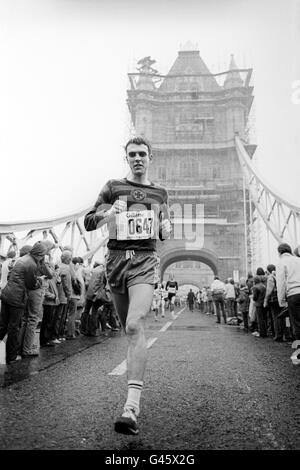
[126,283,153,385]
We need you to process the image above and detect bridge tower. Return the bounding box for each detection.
[127,44,256,283]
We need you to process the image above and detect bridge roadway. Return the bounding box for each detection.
[0,307,299,450]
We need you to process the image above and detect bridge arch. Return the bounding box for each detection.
[160,248,218,279]
[177,278,202,290]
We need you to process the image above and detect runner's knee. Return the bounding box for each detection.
[126,317,142,336]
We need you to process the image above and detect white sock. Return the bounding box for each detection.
[124,380,143,416]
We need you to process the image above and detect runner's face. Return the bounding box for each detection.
[126,143,152,177]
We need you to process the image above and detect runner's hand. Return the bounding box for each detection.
[161,219,172,239]
[106,200,127,217]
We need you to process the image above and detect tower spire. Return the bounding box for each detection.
[224,53,243,88]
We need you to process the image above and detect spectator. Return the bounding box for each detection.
[277,243,300,341]
[0,250,16,291]
[187,289,196,312]
[40,264,60,347]
[211,276,227,324]
[252,275,267,338]
[225,278,236,317]
[237,278,250,332]
[52,250,72,342]
[247,273,258,335]
[206,287,214,314]
[264,264,286,342]
[19,241,54,358]
[0,242,47,364]
[73,256,85,335]
[80,262,107,336]
[65,257,82,340]
[19,245,33,257]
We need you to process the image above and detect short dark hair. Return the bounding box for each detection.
[256,267,265,275]
[277,243,292,255]
[125,136,152,155]
[214,276,219,280]
[253,275,261,284]
[266,264,276,274]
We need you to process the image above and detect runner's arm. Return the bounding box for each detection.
[84,182,114,231]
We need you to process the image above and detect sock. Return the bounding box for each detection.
[124,380,143,416]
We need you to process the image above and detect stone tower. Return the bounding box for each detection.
[127,45,256,281]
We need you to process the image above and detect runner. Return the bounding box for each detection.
[166,274,178,318]
[84,136,171,435]
[152,282,162,322]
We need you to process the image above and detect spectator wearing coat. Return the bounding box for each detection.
[0,242,47,364]
[264,264,286,342]
[277,243,300,341]
[19,241,54,357]
[210,276,227,324]
[65,257,82,340]
[252,275,267,338]
[237,278,250,332]
[40,264,60,347]
[80,262,107,336]
[52,250,72,341]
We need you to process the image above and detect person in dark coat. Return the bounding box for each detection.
[0,242,47,364]
[19,241,54,357]
[252,275,267,338]
[80,262,108,336]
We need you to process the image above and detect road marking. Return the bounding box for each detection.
[108,337,158,376]
[147,337,158,348]
[109,307,186,376]
[160,322,172,332]
[108,359,127,376]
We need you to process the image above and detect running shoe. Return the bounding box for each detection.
[114,408,139,435]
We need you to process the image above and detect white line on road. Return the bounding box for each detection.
[159,321,173,332]
[108,337,158,376]
[108,307,186,376]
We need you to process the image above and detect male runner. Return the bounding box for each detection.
[166,274,178,318]
[84,136,171,435]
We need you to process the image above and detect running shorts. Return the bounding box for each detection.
[168,292,176,302]
[105,250,160,294]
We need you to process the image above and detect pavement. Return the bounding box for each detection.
[0,306,300,450]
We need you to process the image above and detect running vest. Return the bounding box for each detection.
[166,280,178,294]
[84,179,169,252]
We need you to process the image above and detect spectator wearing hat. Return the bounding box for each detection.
[277,243,300,341]
[19,245,33,257]
[0,242,46,364]
[19,241,54,358]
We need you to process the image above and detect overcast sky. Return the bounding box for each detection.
[0,0,299,223]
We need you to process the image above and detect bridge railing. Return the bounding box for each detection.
[235,135,300,250]
[0,208,108,261]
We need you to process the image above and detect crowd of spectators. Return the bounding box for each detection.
[191,242,300,353]
[1,240,300,366]
[0,240,119,364]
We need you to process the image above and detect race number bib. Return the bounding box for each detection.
[168,287,176,294]
[116,210,155,240]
